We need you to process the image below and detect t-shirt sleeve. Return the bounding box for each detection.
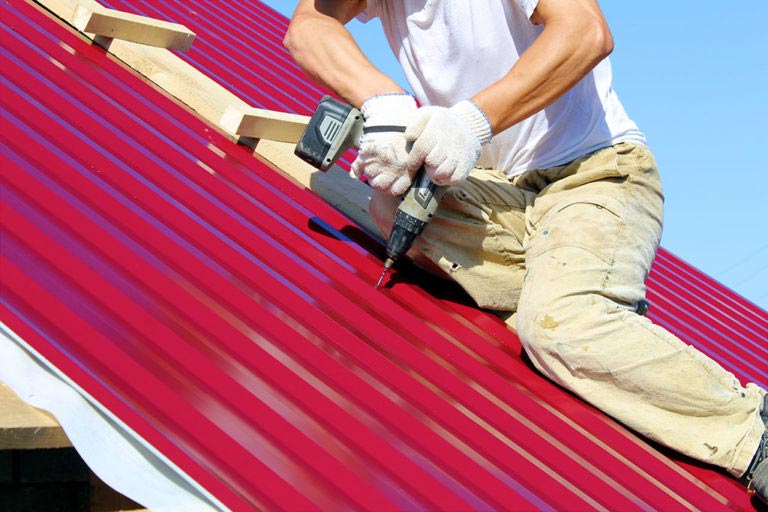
[513,0,539,19]
[356,0,379,23]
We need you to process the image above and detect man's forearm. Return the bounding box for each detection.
[284,6,405,108]
[472,1,613,135]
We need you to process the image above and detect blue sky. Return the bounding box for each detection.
[262,1,768,311]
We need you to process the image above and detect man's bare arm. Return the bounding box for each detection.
[472,0,614,135]
[284,0,405,107]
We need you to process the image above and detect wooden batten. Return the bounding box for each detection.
[220,106,311,144]
[71,4,196,51]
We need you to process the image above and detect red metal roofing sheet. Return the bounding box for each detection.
[2,1,766,510]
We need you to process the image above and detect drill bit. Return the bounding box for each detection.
[375,257,395,288]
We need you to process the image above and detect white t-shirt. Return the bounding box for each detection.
[359,0,646,177]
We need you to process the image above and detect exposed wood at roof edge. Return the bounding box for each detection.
[33,0,378,236]
[0,382,72,449]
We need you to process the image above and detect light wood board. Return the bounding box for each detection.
[71,4,196,51]
[0,382,71,449]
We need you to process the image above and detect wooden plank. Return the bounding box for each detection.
[220,106,311,143]
[0,382,72,449]
[35,0,379,236]
[71,4,195,51]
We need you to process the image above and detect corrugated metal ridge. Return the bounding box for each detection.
[646,251,767,384]
[1,1,765,511]
[651,250,767,339]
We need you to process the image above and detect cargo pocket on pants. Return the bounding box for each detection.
[419,172,530,311]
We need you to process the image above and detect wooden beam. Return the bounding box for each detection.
[220,106,311,143]
[71,4,196,51]
[0,382,71,450]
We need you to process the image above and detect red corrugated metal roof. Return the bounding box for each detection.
[2,1,766,510]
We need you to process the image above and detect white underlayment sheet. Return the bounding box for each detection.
[0,323,225,512]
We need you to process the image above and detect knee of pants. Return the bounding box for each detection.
[515,292,621,376]
[516,293,575,353]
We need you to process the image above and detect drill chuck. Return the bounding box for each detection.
[385,209,429,262]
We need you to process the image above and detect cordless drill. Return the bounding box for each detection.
[295,95,444,287]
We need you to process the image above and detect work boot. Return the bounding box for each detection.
[740,394,768,503]
[746,433,768,503]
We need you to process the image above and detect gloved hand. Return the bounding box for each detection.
[405,100,493,186]
[350,93,418,196]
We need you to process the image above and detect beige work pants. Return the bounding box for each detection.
[369,142,765,476]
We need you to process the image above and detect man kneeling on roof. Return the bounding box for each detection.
[284,0,768,502]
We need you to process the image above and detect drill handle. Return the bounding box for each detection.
[398,166,444,223]
[384,167,444,263]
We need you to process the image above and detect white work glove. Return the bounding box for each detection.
[351,93,418,196]
[405,100,493,186]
